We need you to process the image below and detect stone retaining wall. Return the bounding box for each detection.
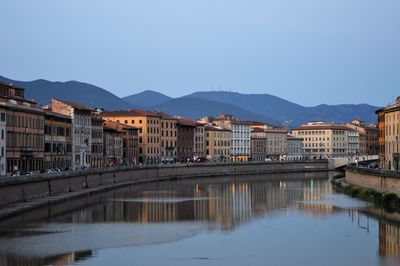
[345,166,400,196]
[0,160,328,207]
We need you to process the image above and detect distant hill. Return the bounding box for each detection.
[123,90,171,108]
[151,96,281,125]
[188,91,380,126]
[0,76,133,110]
[0,75,380,126]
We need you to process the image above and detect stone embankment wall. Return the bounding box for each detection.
[0,161,328,207]
[346,166,400,196]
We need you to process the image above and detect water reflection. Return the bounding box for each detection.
[48,176,333,230]
[380,221,400,258]
[0,251,93,266]
[0,172,399,266]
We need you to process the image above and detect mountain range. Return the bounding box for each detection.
[0,75,380,127]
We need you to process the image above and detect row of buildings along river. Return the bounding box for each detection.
[1,81,396,177]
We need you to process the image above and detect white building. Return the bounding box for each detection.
[212,115,251,162]
[0,108,6,176]
[347,129,360,156]
[51,99,93,170]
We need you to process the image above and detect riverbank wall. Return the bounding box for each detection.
[345,166,400,196]
[0,161,328,209]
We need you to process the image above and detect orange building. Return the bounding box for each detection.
[376,97,400,170]
[156,112,177,163]
[102,110,161,164]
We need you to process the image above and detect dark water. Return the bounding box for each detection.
[0,172,399,266]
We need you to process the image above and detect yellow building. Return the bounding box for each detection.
[205,125,231,162]
[102,110,161,164]
[292,122,350,159]
[156,112,177,163]
[376,97,400,170]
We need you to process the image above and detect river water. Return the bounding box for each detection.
[0,172,399,266]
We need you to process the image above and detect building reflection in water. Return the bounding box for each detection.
[379,220,400,258]
[49,175,335,231]
[2,173,400,265]
[0,250,93,266]
[347,209,400,259]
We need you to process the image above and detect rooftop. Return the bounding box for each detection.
[102,109,161,117]
[53,98,95,112]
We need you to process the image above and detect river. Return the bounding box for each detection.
[0,172,399,266]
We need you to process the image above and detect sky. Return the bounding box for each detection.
[0,0,399,107]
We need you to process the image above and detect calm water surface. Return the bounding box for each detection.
[0,172,399,266]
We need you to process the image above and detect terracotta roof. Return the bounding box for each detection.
[154,111,177,120]
[287,135,303,140]
[177,117,198,127]
[104,120,138,131]
[251,128,265,132]
[376,102,400,114]
[230,120,253,126]
[102,109,161,117]
[0,81,25,91]
[44,110,72,120]
[293,124,350,131]
[195,121,207,126]
[53,99,94,112]
[0,101,45,115]
[91,114,104,122]
[205,125,231,132]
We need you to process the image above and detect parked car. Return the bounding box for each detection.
[368,162,379,169]
[11,171,21,177]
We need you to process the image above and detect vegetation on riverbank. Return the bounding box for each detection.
[331,174,400,212]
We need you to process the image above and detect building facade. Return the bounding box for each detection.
[177,118,196,162]
[286,135,303,160]
[121,124,139,165]
[212,115,251,162]
[103,120,139,165]
[103,125,123,167]
[5,103,45,173]
[158,112,177,163]
[265,127,288,160]
[347,120,378,155]
[51,99,93,170]
[102,110,161,164]
[347,129,360,156]
[376,97,400,171]
[91,116,104,168]
[0,82,45,174]
[251,128,267,162]
[193,122,206,159]
[0,107,6,176]
[292,122,350,159]
[44,111,72,170]
[205,126,231,162]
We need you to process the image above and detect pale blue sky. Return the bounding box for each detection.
[0,0,399,106]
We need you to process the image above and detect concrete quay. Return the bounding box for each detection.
[0,160,328,220]
[345,165,400,196]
